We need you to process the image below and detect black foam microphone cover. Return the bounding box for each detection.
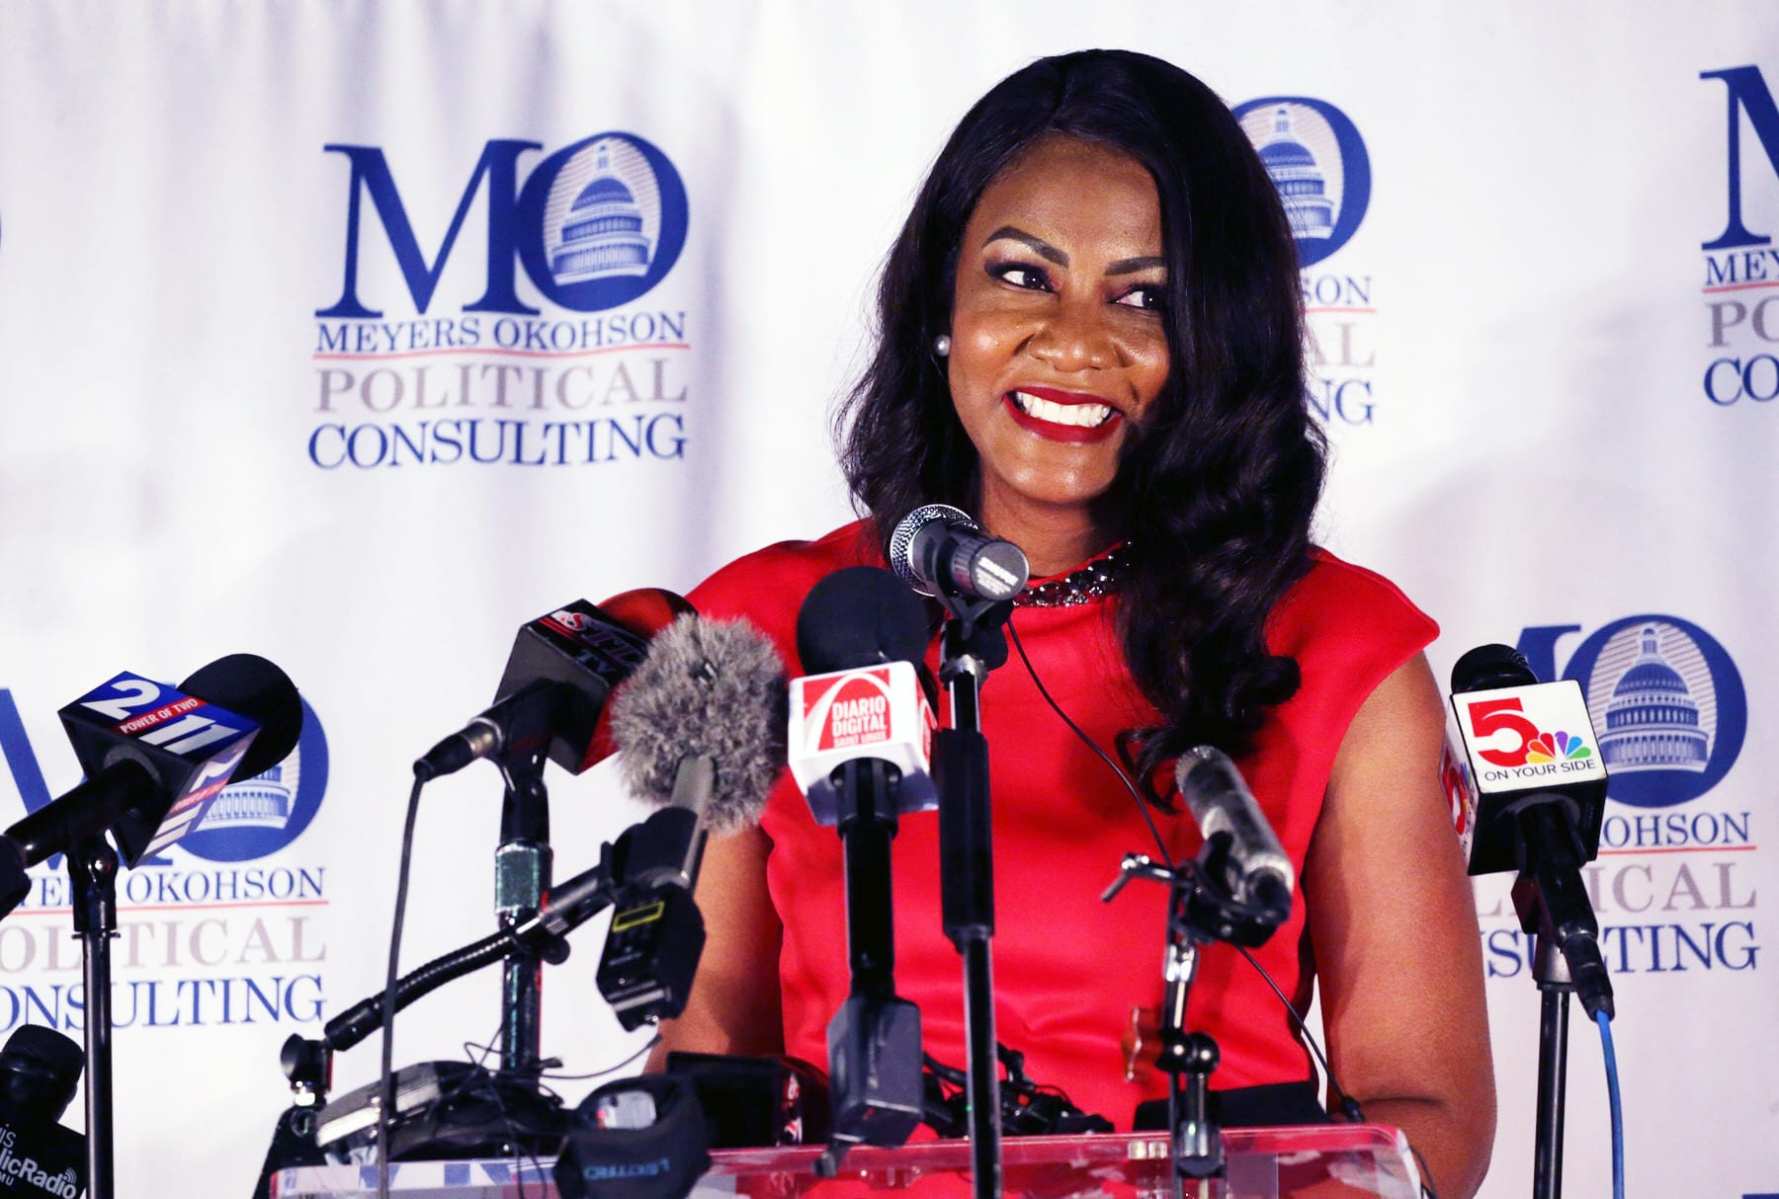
[179,654,304,778]
[1451,643,1539,693]
[795,567,930,674]
[0,1025,81,1123]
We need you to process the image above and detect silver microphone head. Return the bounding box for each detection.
[1175,745,1296,900]
[887,503,974,597]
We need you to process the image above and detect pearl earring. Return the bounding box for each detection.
[933,334,951,358]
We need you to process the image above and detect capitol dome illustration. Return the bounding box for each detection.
[551,141,653,284]
[1258,107,1335,239]
[194,759,296,833]
[1597,625,1710,773]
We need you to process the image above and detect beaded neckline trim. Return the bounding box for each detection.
[1014,543,1133,607]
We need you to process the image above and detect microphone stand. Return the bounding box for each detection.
[493,753,551,1076]
[70,836,119,1199]
[935,597,1012,1199]
[1105,836,1287,1199]
[1514,874,1574,1199]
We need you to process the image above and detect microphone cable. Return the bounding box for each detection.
[1005,612,1444,1198]
[1596,1010,1625,1199]
[377,773,427,1199]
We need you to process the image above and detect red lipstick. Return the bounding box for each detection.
[1002,386,1123,444]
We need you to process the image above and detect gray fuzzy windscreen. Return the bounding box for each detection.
[610,614,788,834]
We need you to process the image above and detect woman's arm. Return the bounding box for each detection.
[1304,651,1496,1198]
[645,824,785,1070]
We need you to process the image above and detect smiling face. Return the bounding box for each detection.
[947,135,1171,549]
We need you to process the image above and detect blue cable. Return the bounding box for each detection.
[1595,1010,1624,1199]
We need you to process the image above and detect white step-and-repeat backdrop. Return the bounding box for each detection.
[1,2,1775,1195]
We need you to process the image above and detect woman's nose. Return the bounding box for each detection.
[1027,301,1116,372]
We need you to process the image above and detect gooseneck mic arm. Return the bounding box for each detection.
[325,850,617,1054]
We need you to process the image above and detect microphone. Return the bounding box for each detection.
[788,567,937,826]
[1174,747,1293,926]
[789,567,929,1163]
[0,656,304,910]
[609,613,788,834]
[1449,643,1613,1017]
[887,504,1030,604]
[597,614,788,1029]
[414,589,692,781]
[0,1027,85,1198]
[319,613,789,1053]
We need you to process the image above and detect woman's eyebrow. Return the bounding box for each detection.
[983,225,1068,266]
[1106,255,1165,276]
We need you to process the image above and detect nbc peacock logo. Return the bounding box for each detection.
[1524,730,1594,765]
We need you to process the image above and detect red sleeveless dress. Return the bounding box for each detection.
[688,521,1436,1130]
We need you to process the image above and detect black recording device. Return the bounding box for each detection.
[661,1052,828,1149]
[313,1060,565,1164]
[595,807,707,1032]
[0,1026,86,1199]
[555,1074,710,1199]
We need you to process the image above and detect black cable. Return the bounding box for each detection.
[461,1022,543,1199]
[539,1034,661,1081]
[1005,612,1173,870]
[377,774,426,1199]
[1232,943,1363,1123]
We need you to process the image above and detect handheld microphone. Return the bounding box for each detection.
[0,656,304,911]
[597,614,788,1028]
[789,567,929,1162]
[887,504,1029,603]
[1174,747,1293,926]
[1449,643,1613,1017]
[414,588,692,781]
[0,1026,86,1198]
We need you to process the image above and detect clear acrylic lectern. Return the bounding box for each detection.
[271,1126,1423,1199]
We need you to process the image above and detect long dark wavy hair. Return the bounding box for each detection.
[837,50,1326,791]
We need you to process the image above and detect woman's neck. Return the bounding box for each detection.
[976,486,1113,578]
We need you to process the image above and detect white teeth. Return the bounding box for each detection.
[1011,392,1113,428]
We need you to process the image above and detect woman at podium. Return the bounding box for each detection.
[661,49,1495,1199]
